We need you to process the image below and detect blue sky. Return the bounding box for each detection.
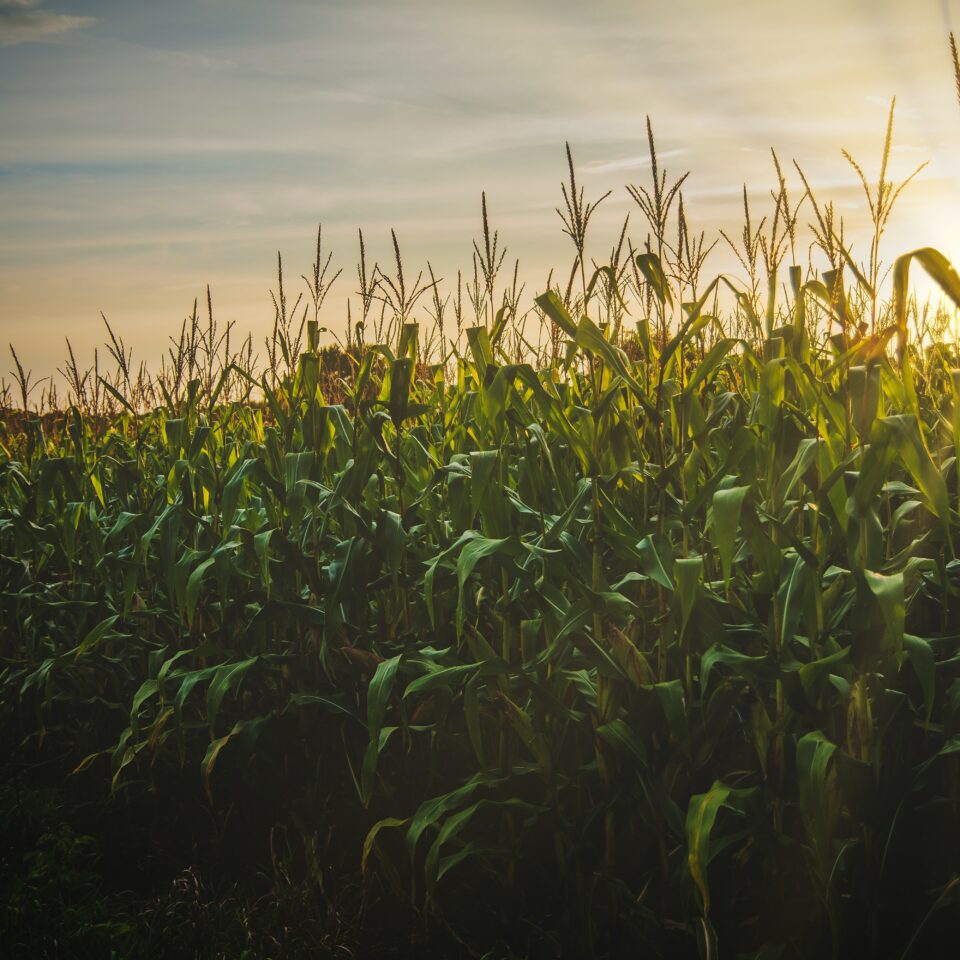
[2,0,959,378]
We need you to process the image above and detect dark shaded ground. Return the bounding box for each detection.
[0,755,451,960]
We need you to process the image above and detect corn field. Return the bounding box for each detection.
[4,97,960,958]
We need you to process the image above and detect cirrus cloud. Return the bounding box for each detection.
[0,0,95,46]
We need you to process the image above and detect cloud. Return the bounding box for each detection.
[582,149,687,176]
[0,0,95,46]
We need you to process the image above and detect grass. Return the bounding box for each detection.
[3,49,960,958]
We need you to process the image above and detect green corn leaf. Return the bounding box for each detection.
[466,325,494,378]
[201,716,269,803]
[423,799,536,901]
[635,252,673,307]
[659,284,716,380]
[403,659,507,698]
[173,666,219,713]
[463,674,487,768]
[398,322,419,361]
[637,536,674,590]
[490,304,512,347]
[607,624,657,688]
[711,486,749,583]
[361,725,398,806]
[700,644,773,696]
[206,657,258,735]
[903,634,935,722]
[574,316,660,425]
[686,781,752,915]
[775,437,821,506]
[75,614,122,657]
[185,556,216,625]
[863,569,905,654]
[875,415,951,539]
[796,732,841,880]
[367,655,402,746]
[779,552,810,646]
[387,357,414,427]
[288,693,359,723]
[361,816,410,878]
[129,679,159,737]
[596,718,648,764]
[893,248,960,356]
[405,774,498,863]
[254,529,275,597]
[456,536,511,636]
[684,338,737,396]
[675,556,702,639]
[655,679,687,742]
[97,376,137,416]
[498,692,552,778]
[534,290,578,339]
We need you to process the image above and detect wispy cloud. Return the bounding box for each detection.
[2,0,959,376]
[0,0,95,46]
[582,149,687,175]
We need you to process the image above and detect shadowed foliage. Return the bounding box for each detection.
[3,98,960,958]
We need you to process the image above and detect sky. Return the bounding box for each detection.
[2,0,960,384]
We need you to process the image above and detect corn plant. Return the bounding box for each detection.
[4,87,960,959]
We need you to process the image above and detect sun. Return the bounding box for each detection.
[892,184,960,301]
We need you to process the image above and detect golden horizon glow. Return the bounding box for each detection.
[1,0,960,386]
